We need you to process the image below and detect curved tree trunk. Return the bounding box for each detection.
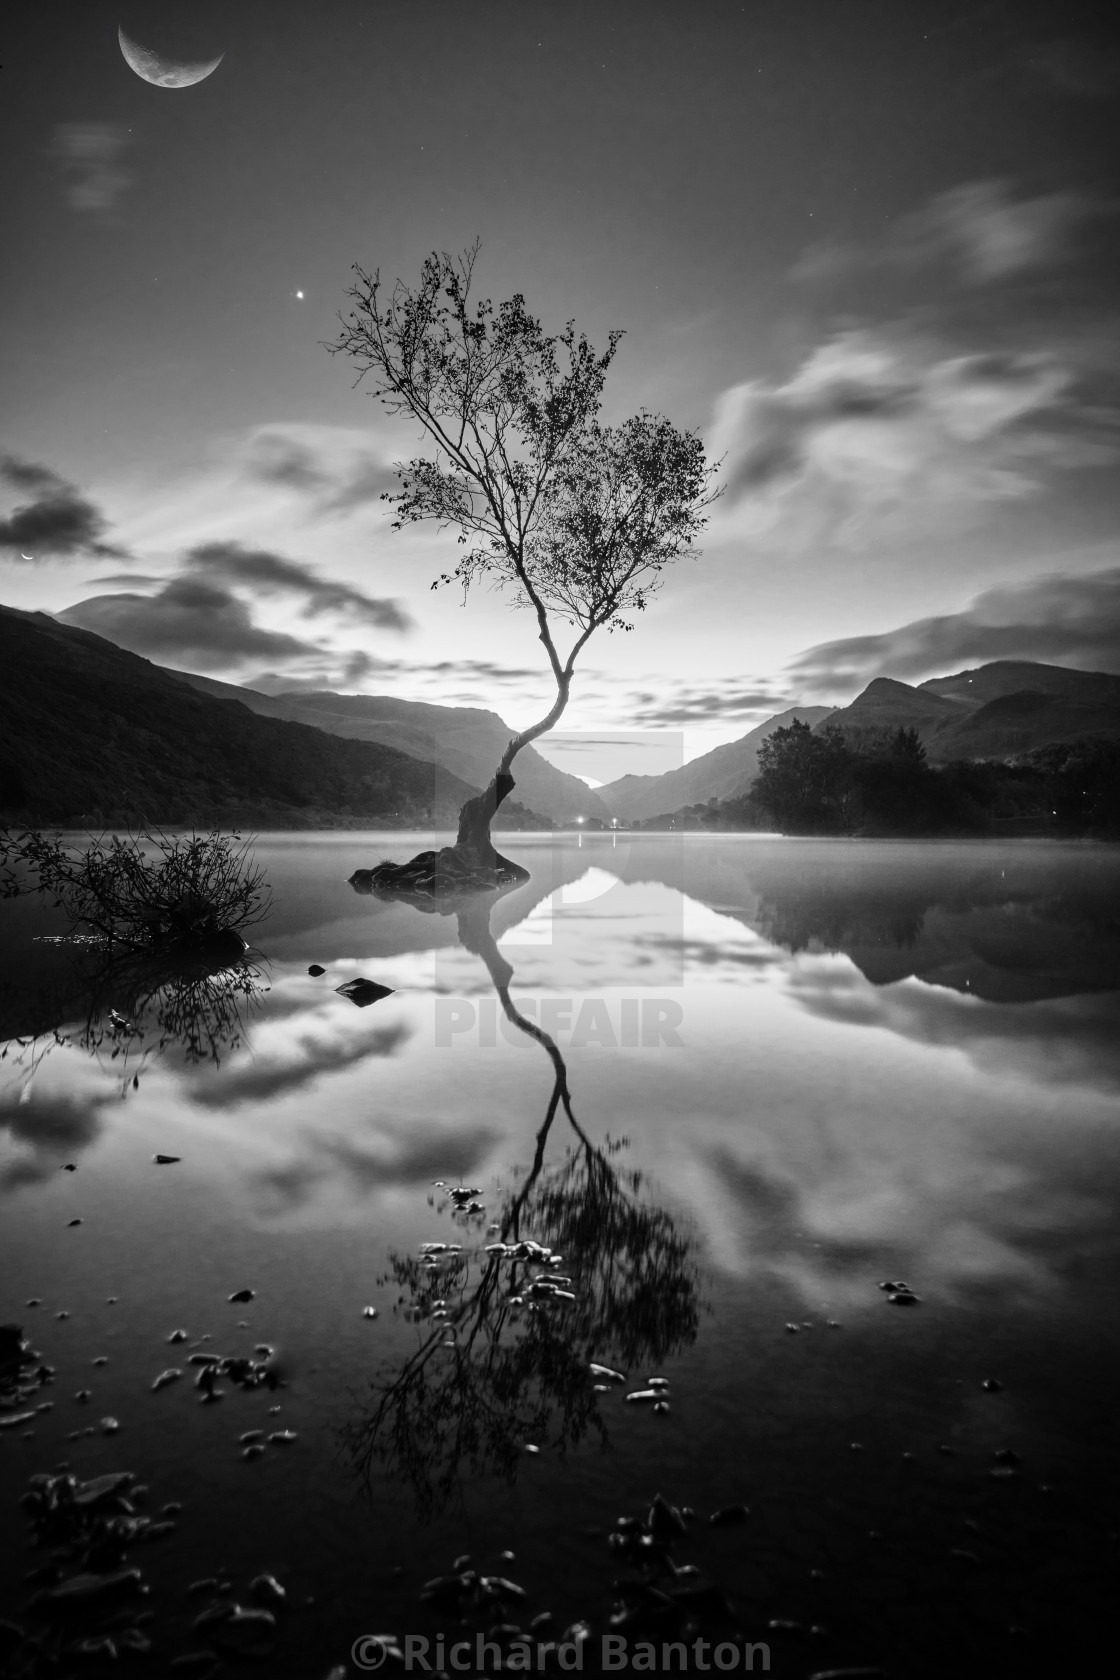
[350,678,574,898]
[453,674,572,861]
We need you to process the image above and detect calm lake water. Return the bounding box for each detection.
[2,833,1119,1678]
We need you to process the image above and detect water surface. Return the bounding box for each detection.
[2,834,1118,1675]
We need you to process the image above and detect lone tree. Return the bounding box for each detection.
[329,242,718,892]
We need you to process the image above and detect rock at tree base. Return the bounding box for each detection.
[349,847,528,904]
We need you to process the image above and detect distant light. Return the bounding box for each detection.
[295,290,304,299]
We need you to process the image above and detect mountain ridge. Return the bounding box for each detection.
[0,605,481,827]
[160,668,608,824]
[597,706,836,820]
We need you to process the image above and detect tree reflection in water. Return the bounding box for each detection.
[344,889,701,1520]
[1,933,269,1094]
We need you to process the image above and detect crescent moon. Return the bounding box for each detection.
[118,23,224,88]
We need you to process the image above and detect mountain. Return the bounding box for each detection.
[596,707,836,821]
[920,661,1120,708]
[162,671,608,824]
[813,677,966,750]
[0,606,479,827]
[821,662,1120,761]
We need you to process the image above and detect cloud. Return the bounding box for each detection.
[46,517,411,681]
[238,423,399,517]
[1017,39,1120,99]
[793,180,1100,290]
[710,181,1120,551]
[625,686,794,728]
[245,654,542,696]
[186,541,412,632]
[48,123,132,215]
[708,328,1116,549]
[0,457,128,560]
[58,577,324,670]
[788,565,1120,691]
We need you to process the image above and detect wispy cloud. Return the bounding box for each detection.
[788,564,1120,692]
[792,179,1102,290]
[186,541,411,632]
[58,578,323,669]
[708,328,1114,549]
[623,683,793,728]
[0,457,128,560]
[48,123,132,216]
[709,181,1120,551]
[237,422,400,518]
[1016,38,1120,100]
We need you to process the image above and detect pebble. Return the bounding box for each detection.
[589,1362,626,1384]
[152,1369,182,1392]
[242,1444,265,1460]
[67,1219,82,1227]
[168,1330,189,1344]
[227,1289,255,1304]
[308,964,325,976]
[100,1417,121,1434]
[624,1389,662,1404]
[982,1378,1003,1392]
[75,1390,91,1404]
[250,1573,286,1604]
[92,1356,108,1367]
[240,1430,265,1444]
[268,1429,298,1446]
[363,1307,378,1319]
[153,1154,182,1164]
[709,1504,750,1526]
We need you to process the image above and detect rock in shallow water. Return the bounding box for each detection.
[335,977,395,1008]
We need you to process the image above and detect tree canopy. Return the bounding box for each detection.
[329,243,718,741]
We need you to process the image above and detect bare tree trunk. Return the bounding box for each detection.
[350,678,573,898]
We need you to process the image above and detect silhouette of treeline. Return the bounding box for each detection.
[0,606,547,829]
[632,722,1120,838]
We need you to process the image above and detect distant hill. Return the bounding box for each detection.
[0,605,480,827]
[597,707,836,821]
[821,662,1120,762]
[163,670,607,824]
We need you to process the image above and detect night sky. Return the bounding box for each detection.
[3,0,1119,782]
